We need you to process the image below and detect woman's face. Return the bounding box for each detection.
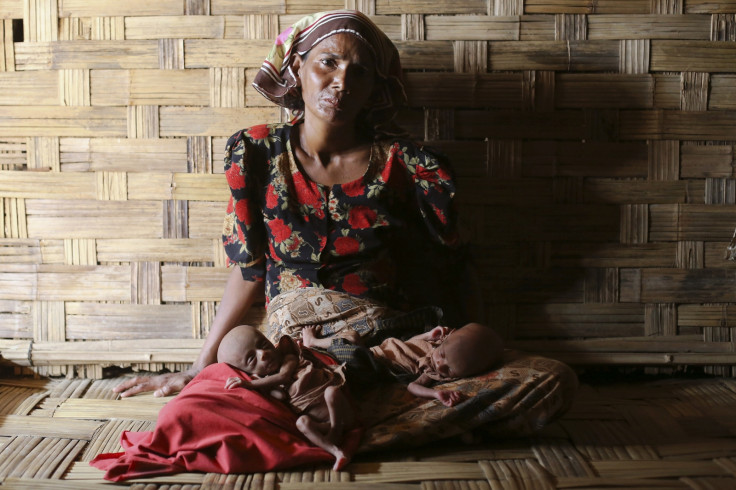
[296,33,377,127]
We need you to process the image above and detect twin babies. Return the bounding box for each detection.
[217,322,501,471]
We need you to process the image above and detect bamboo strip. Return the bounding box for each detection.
[53,397,170,421]
[0,106,126,138]
[375,0,485,15]
[81,418,153,461]
[396,41,454,70]
[679,145,734,181]
[126,15,226,39]
[159,107,281,137]
[0,171,95,199]
[556,74,653,108]
[588,14,711,40]
[67,462,205,483]
[65,303,191,340]
[620,110,736,140]
[679,304,736,328]
[405,73,521,108]
[210,0,286,15]
[183,39,275,67]
[592,460,728,479]
[59,0,184,16]
[29,338,202,364]
[681,72,709,111]
[505,336,736,354]
[686,0,736,14]
[35,266,130,302]
[490,40,619,71]
[59,138,187,173]
[25,199,163,239]
[158,38,184,70]
[652,41,736,72]
[172,173,228,201]
[60,68,90,106]
[0,71,59,105]
[210,67,246,108]
[619,39,650,74]
[95,171,126,201]
[352,462,485,483]
[26,136,60,172]
[188,201,229,238]
[127,105,159,139]
[128,69,209,106]
[96,238,214,263]
[525,0,652,14]
[0,414,101,438]
[14,40,160,70]
[425,15,519,41]
[479,459,555,489]
[586,180,686,203]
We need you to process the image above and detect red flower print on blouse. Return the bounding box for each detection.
[431,203,448,225]
[334,236,360,255]
[268,218,292,243]
[235,199,251,226]
[226,196,234,213]
[414,165,439,184]
[348,206,377,229]
[225,162,245,190]
[437,167,451,182]
[342,179,366,197]
[246,124,269,140]
[266,184,278,209]
[292,172,321,208]
[342,273,368,295]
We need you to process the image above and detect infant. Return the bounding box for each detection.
[303,322,503,407]
[217,325,354,470]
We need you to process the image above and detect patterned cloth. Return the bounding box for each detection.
[264,289,579,446]
[223,122,466,319]
[252,10,407,135]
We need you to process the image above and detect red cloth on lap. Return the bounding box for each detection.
[90,362,361,482]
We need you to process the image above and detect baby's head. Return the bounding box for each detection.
[430,323,503,379]
[217,325,282,376]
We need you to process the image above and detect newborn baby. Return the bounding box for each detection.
[303,322,504,407]
[217,325,353,470]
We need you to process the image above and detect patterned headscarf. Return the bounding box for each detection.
[252,10,407,137]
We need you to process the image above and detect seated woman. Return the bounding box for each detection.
[114,10,576,442]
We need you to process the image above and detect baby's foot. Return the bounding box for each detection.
[332,450,349,471]
[302,325,321,348]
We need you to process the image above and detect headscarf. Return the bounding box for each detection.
[252,10,408,137]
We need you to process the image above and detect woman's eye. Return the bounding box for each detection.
[320,58,335,67]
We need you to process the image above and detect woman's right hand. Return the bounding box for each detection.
[112,369,197,398]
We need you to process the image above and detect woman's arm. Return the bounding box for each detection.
[114,267,264,397]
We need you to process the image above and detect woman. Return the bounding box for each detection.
[114,10,497,398]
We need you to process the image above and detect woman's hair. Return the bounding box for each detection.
[252,10,407,138]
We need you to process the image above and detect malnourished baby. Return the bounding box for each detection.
[217,325,354,470]
[303,322,504,407]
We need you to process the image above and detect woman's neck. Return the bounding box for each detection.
[297,118,366,163]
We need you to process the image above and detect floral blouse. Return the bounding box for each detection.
[222,122,462,312]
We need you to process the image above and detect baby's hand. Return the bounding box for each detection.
[436,389,464,407]
[224,377,248,390]
[428,326,450,340]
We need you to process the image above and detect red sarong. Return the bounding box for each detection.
[90,362,361,482]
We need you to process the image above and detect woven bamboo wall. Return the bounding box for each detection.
[1,0,735,378]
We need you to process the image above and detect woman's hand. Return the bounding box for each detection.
[428,326,450,340]
[112,369,197,398]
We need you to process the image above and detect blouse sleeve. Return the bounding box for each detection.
[222,129,267,282]
[402,143,461,249]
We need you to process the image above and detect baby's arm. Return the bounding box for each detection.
[408,326,450,343]
[407,373,464,407]
[246,354,299,390]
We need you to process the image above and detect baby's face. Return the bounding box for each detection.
[430,327,491,378]
[224,328,282,376]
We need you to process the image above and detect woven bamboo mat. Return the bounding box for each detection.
[2,375,736,489]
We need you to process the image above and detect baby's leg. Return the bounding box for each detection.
[301,325,332,349]
[296,414,348,471]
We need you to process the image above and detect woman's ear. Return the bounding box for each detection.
[291,54,304,87]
